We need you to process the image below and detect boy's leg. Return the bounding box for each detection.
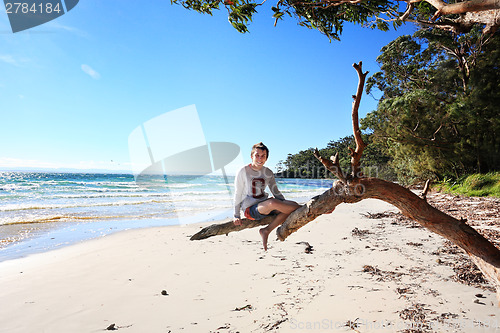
[257,198,300,215]
[259,212,288,251]
[257,199,300,250]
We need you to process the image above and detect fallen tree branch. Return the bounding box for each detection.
[190,215,275,240]
[190,61,500,303]
[276,178,500,299]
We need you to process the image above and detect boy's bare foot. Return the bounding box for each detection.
[259,228,269,251]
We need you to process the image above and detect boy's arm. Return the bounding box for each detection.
[233,168,245,219]
[268,171,285,200]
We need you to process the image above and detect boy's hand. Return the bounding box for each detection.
[233,218,242,226]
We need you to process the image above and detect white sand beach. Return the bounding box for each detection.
[1,196,499,333]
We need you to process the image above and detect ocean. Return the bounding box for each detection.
[0,172,332,261]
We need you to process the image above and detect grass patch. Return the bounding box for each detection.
[434,172,500,197]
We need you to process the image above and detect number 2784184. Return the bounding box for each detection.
[5,2,62,14]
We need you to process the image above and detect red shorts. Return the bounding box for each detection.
[244,202,270,221]
[244,207,255,220]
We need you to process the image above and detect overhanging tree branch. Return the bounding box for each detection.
[173,0,500,40]
[420,0,500,16]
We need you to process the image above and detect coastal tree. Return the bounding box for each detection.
[172,0,500,40]
[191,62,500,303]
[276,26,499,184]
[362,27,500,181]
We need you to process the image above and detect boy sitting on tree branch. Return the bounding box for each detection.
[233,142,300,250]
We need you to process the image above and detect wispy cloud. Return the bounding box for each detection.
[81,64,101,79]
[49,22,79,32]
[0,54,31,67]
[48,22,89,38]
[0,54,21,66]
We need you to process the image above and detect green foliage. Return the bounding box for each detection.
[172,0,495,40]
[278,147,325,178]
[363,28,500,183]
[434,172,500,197]
[228,2,258,32]
[171,0,258,33]
[171,0,405,40]
[286,0,398,40]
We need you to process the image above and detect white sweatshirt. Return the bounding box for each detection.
[233,164,285,219]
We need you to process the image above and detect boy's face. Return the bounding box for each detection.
[251,148,268,167]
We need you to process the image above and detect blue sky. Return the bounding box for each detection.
[0,0,416,174]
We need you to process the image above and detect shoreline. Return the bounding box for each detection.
[0,171,330,263]
[0,209,234,263]
[0,191,322,263]
[0,195,499,332]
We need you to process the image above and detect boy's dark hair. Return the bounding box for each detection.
[251,142,269,158]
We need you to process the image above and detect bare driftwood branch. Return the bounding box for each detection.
[422,179,431,201]
[190,215,275,240]
[350,62,368,179]
[313,149,346,183]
